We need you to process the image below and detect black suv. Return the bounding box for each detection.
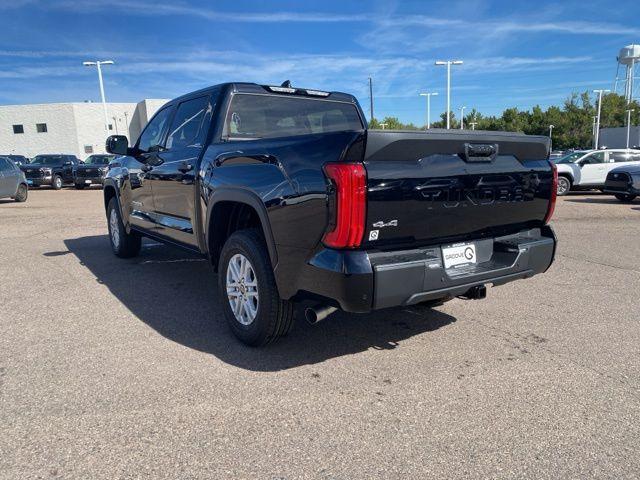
[74,154,116,189]
[21,154,80,189]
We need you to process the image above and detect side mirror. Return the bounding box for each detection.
[64,161,72,166]
[106,135,130,155]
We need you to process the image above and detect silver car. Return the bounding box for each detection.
[0,156,28,202]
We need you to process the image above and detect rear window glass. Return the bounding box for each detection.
[611,152,640,162]
[224,94,363,140]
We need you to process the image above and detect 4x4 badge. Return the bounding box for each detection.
[372,220,398,228]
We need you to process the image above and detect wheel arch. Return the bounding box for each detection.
[206,188,278,271]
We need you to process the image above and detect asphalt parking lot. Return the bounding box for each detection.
[1,188,639,479]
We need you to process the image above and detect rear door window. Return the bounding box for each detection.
[611,152,640,162]
[0,158,12,172]
[166,96,211,150]
[224,94,363,140]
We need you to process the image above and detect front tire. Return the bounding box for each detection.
[615,193,637,203]
[51,175,63,190]
[557,176,571,196]
[107,198,141,258]
[218,229,294,346]
[14,183,28,202]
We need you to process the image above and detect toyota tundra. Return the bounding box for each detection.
[103,82,558,346]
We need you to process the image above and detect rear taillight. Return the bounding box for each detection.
[544,161,557,224]
[322,163,367,248]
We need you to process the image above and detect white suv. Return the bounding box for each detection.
[554,149,640,195]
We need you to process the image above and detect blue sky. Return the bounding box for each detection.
[0,0,638,124]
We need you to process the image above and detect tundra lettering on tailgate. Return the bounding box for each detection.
[418,175,530,210]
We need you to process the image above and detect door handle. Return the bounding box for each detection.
[178,161,193,173]
[141,164,153,172]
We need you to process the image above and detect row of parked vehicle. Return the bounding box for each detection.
[552,148,640,202]
[0,153,116,202]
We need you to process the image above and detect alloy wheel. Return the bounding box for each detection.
[109,208,121,250]
[226,253,259,325]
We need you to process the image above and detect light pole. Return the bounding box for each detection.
[593,89,610,149]
[419,92,438,129]
[380,123,388,130]
[626,109,635,149]
[83,60,115,132]
[548,125,554,151]
[459,106,466,129]
[124,111,129,135]
[435,59,463,129]
[470,122,477,130]
[112,116,119,135]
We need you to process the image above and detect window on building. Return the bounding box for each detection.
[36,123,47,133]
[108,124,113,130]
[84,145,94,154]
[12,124,24,134]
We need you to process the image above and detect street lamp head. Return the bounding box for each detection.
[452,60,464,65]
[100,60,115,65]
[83,61,96,66]
[434,61,447,66]
[432,92,439,96]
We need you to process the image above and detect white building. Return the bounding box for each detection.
[0,99,168,159]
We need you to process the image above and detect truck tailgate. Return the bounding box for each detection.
[363,130,553,248]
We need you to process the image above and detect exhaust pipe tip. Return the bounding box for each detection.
[305,305,338,325]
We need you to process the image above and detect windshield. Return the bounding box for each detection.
[31,155,65,165]
[84,155,114,165]
[554,152,586,164]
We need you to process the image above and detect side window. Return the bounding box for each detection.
[166,96,211,150]
[611,152,637,162]
[0,158,11,172]
[582,152,605,165]
[138,106,173,153]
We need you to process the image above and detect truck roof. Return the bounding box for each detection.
[172,82,358,104]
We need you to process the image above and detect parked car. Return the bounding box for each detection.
[20,154,80,189]
[1,155,30,167]
[603,164,640,202]
[555,149,640,195]
[73,154,116,189]
[103,82,557,346]
[0,156,28,202]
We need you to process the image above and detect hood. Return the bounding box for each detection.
[610,164,640,175]
[20,165,51,171]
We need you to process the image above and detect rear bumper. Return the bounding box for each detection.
[300,226,556,313]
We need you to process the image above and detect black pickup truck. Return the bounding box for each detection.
[20,154,80,189]
[104,82,557,346]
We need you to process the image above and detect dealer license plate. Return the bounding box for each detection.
[441,243,477,269]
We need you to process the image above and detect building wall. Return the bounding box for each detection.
[0,99,169,159]
[599,126,640,149]
[72,103,137,157]
[0,104,79,158]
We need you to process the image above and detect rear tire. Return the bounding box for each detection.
[107,198,141,258]
[557,176,571,196]
[218,229,294,346]
[14,184,28,202]
[614,193,637,203]
[51,175,63,190]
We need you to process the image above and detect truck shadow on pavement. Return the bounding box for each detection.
[61,235,456,371]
